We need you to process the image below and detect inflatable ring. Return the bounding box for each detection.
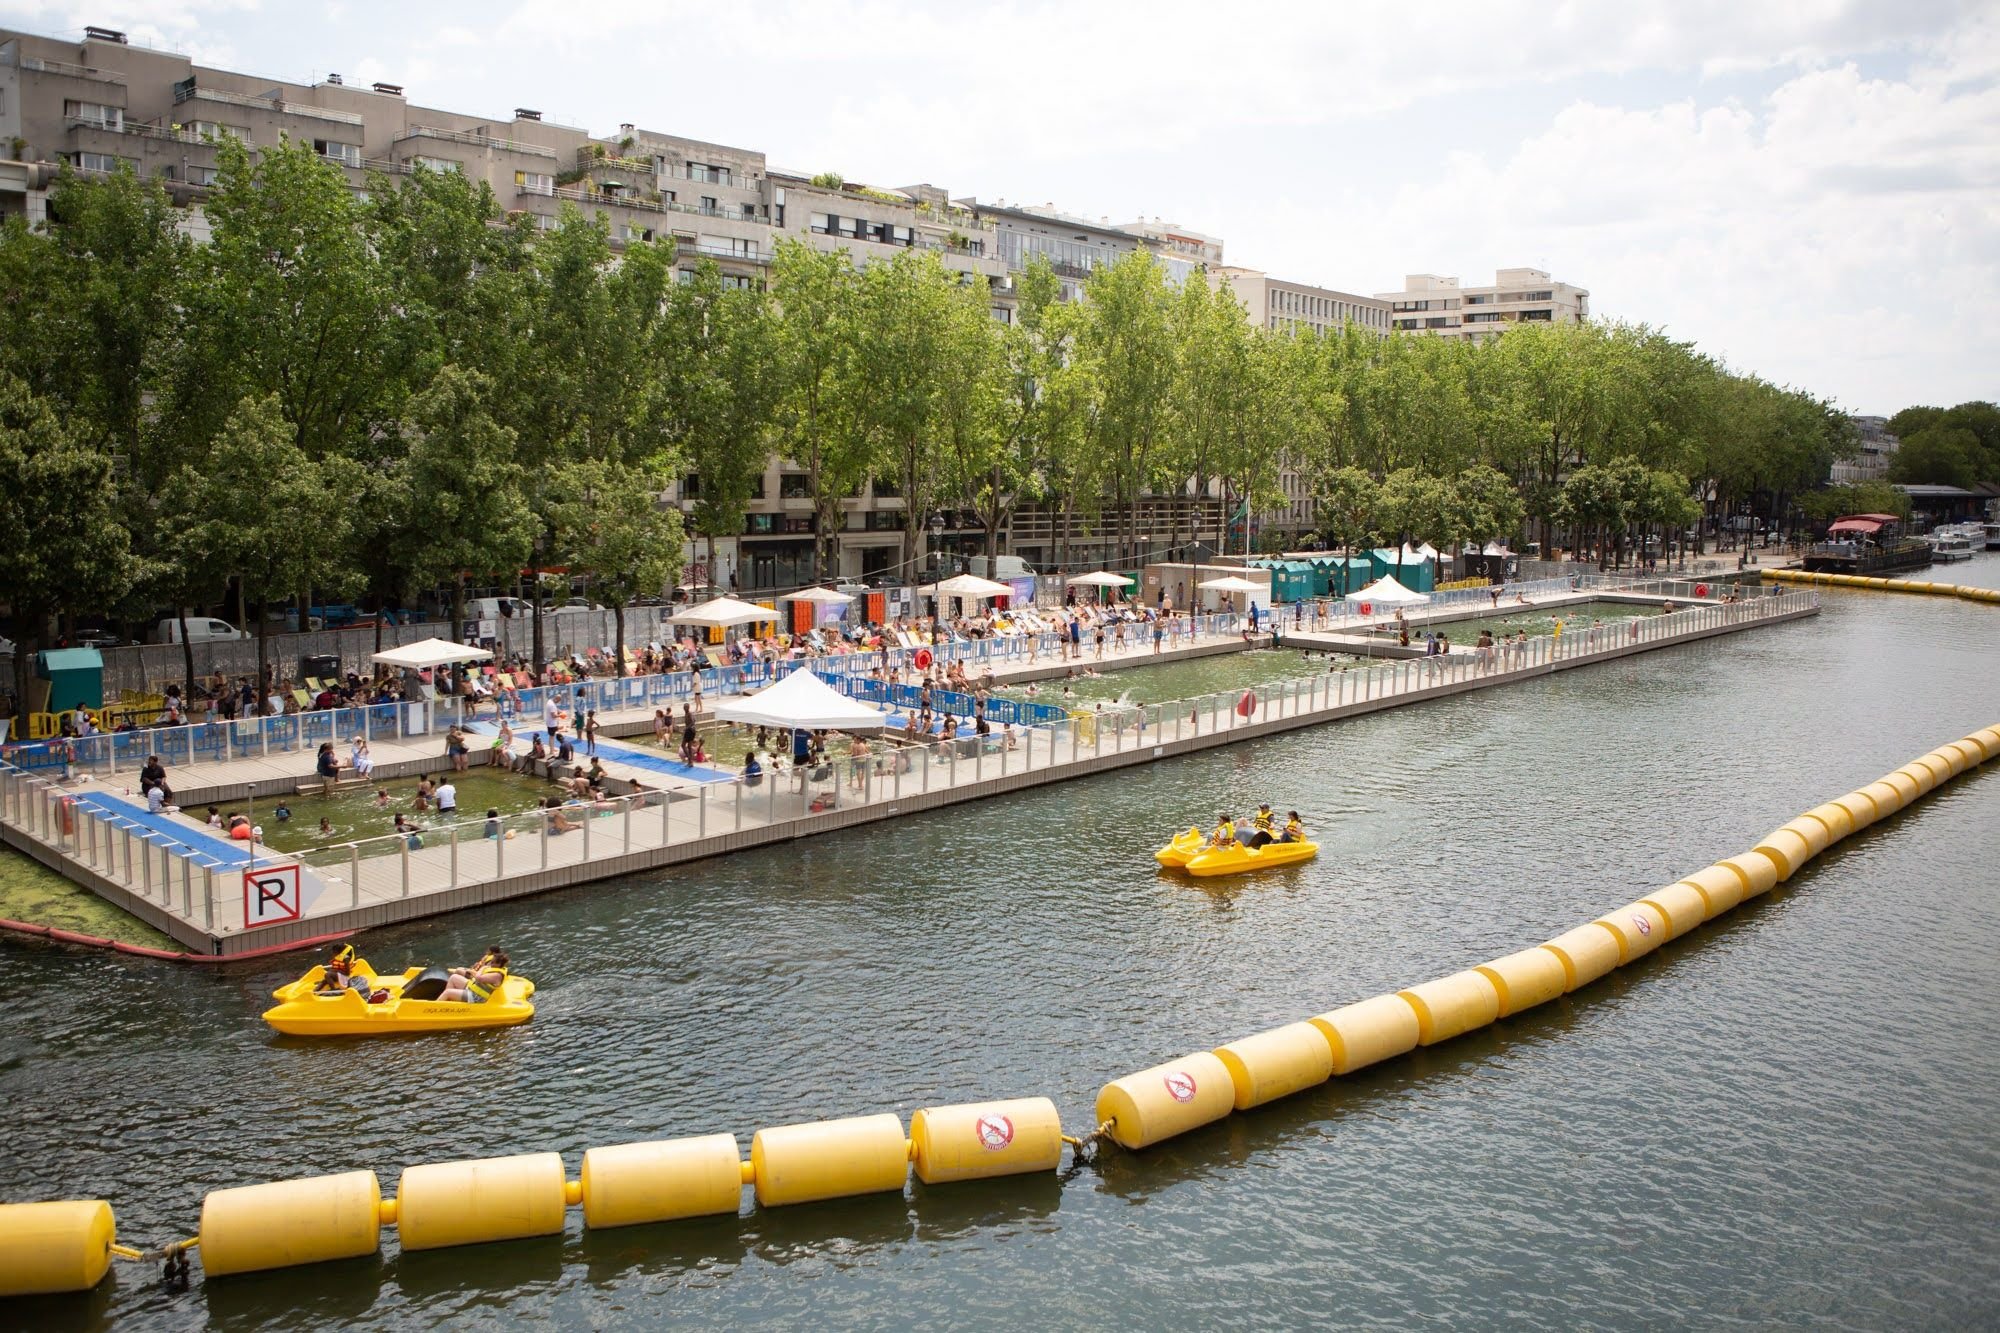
[913,648,933,670]
[1695,583,1709,598]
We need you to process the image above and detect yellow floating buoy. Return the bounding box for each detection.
[1095,1052,1234,1149]
[0,1200,115,1297]
[1472,947,1569,1019]
[1396,970,1500,1046]
[909,1097,1064,1184]
[1213,1023,1335,1111]
[396,1153,567,1252]
[579,1134,744,1229]
[750,1113,910,1207]
[199,1171,381,1278]
[1309,994,1421,1074]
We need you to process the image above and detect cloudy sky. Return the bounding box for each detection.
[7,0,1995,414]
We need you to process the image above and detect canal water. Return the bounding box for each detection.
[4,557,1999,1328]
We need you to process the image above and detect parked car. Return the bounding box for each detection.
[465,597,534,623]
[72,629,125,649]
[153,617,250,644]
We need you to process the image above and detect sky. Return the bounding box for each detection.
[5,0,1996,415]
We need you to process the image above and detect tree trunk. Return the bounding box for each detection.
[530,557,545,672]
[451,575,467,696]
[256,615,270,695]
[612,606,626,674]
[178,609,196,703]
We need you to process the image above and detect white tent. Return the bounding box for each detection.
[923,573,1013,599]
[370,638,493,669]
[1197,575,1267,593]
[1411,542,1440,562]
[1352,574,1431,606]
[1067,571,1135,587]
[715,668,888,731]
[666,596,782,627]
[783,587,855,604]
[1481,541,1511,557]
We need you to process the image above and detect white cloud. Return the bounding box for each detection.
[4,0,1991,406]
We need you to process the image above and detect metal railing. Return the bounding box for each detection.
[399,125,558,159]
[173,85,365,125]
[0,588,1817,937]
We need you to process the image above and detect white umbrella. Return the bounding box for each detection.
[923,573,1013,599]
[715,668,888,730]
[1197,575,1267,593]
[782,587,855,604]
[1066,571,1135,587]
[370,637,493,669]
[666,596,781,627]
[1352,575,1430,605]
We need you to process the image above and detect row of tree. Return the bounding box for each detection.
[1884,402,2000,489]
[0,142,1851,701]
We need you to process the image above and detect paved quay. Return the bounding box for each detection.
[0,585,1817,956]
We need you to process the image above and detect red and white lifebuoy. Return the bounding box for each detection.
[913,648,934,670]
[1695,583,1710,599]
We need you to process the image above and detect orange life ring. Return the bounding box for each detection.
[913,648,933,670]
[1359,601,1373,615]
[59,796,77,836]
[1236,690,1257,717]
[1695,583,1710,598]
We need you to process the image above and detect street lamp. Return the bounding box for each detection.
[928,513,946,580]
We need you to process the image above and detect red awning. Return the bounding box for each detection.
[1826,514,1898,534]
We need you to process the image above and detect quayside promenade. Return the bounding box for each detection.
[0,582,1816,955]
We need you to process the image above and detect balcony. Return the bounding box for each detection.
[15,54,125,85]
[67,117,213,147]
[172,83,365,126]
[402,125,557,160]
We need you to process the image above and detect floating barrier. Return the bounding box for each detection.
[5,723,1996,1299]
[1764,569,2000,606]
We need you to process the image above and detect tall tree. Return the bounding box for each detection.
[547,459,685,669]
[157,395,363,687]
[769,239,869,581]
[1076,250,1175,564]
[0,375,140,729]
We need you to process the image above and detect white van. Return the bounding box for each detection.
[465,596,534,623]
[965,555,1035,580]
[154,616,249,644]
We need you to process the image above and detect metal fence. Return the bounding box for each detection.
[0,586,1818,943]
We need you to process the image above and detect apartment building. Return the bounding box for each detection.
[1213,265,1391,338]
[1378,268,1589,343]
[1830,415,1901,484]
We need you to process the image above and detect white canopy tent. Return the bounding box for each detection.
[370,638,493,670]
[1197,575,1266,593]
[666,596,782,628]
[1352,574,1431,606]
[1066,571,1135,588]
[923,574,1013,599]
[714,668,888,731]
[782,587,855,604]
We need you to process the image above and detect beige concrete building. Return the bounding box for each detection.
[1213,265,1392,338]
[1830,415,1900,484]
[1379,268,1589,344]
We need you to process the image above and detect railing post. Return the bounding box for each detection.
[698,784,708,839]
[541,810,550,868]
[181,856,193,915]
[449,825,459,889]
[583,802,592,858]
[351,843,362,906]
[202,866,215,929]
[400,837,411,897]
[140,834,152,897]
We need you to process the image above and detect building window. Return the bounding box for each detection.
[1523,289,1553,301]
[1466,312,1501,323]
[1424,316,1452,329]
[314,139,362,167]
[188,119,249,144]
[810,212,831,234]
[1394,318,1419,330]
[412,155,461,174]
[1465,294,1491,304]
[516,170,554,195]
[181,163,220,186]
[64,100,123,130]
[742,202,756,218]
[1520,308,1553,321]
[69,152,133,173]
[778,473,811,499]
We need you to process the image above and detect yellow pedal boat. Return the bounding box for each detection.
[1175,837,1319,878]
[262,958,536,1036]
[1154,827,1206,867]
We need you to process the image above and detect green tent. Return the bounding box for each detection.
[36,648,104,713]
